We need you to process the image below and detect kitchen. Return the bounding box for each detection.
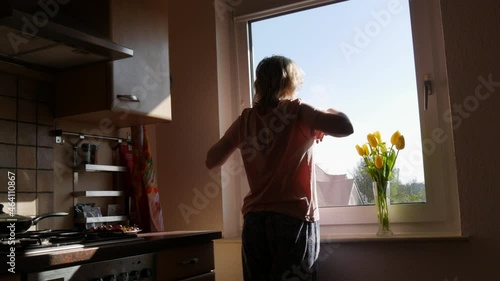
[1,0,500,280]
[0,0,221,280]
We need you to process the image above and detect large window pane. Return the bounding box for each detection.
[250,0,426,207]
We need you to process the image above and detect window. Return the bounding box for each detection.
[250,0,425,208]
[229,0,460,235]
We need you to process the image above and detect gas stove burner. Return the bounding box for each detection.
[0,229,142,255]
[19,238,43,247]
[13,229,53,239]
[18,229,86,241]
[0,229,87,252]
[27,229,52,234]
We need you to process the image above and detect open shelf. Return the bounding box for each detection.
[74,216,129,224]
[73,191,127,197]
[74,164,127,173]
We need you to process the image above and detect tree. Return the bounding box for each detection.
[390,179,426,204]
[351,159,374,204]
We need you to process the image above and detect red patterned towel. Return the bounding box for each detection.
[131,125,164,232]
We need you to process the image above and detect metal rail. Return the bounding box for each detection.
[51,129,132,145]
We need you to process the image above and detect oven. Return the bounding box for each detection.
[25,253,155,281]
[0,229,155,281]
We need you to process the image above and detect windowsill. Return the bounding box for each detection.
[214,233,469,244]
[320,233,469,243]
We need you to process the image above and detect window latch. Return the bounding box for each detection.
[424,74,433,110]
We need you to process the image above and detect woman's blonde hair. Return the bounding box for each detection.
[253,55,303,107]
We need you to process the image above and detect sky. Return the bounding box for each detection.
[250,0,425,183]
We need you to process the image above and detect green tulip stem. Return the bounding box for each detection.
[374,181,393,236]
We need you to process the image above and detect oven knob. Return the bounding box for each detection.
[117,272,129,281]
[103,275,116,281]
[129,270,140,280]
[141,268,152,278]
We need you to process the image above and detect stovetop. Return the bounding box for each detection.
[0,229,143,255]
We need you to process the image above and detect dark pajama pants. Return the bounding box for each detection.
[242,211,320,281]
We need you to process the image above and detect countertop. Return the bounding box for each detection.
[0,230,222,275]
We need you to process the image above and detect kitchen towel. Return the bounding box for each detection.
[131,125,164,232]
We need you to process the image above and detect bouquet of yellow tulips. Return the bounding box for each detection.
[355,131,405,186]
[355,130,405,236]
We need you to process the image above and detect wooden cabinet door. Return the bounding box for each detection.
[110,0,172,121]
[156,242,215,281]
[179,272,216,281]
[55,0,172,126]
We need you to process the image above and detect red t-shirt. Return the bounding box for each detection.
[224,99,320,221]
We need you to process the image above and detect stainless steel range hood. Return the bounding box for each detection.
[0,6,133,70]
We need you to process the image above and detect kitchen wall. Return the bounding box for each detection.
[156,0,224,231]
[0,65,125,231]
[0,71,56,230]
[160,0,500,280]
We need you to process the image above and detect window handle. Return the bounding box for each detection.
[424,74,433,110]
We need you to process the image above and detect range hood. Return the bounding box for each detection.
[0,6,133,70]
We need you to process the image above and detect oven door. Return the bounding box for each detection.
[25,253,155,281]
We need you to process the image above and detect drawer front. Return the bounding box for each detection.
[157,242,214,281]
[179,272,215,281]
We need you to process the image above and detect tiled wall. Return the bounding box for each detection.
[0,72,55,230]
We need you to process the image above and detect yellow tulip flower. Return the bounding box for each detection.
[391,131,401,146]
[375,155,384,169]
[380,142,387,153]
[355,145,364,156]
[367,133,378,148]
[396,135,405,150]
[374,131,382,143]
[362,144,370,156]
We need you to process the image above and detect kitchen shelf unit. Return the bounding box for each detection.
[56,129,134,229]
[72,164,131,228]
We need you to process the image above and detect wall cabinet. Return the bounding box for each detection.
[55,0,171,127]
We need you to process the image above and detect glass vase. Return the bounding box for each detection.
[373,181,393,236]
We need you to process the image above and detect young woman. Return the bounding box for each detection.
[206,55,353,281]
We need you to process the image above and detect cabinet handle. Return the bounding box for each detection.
[179,258,199,266]
[117,95,140,102]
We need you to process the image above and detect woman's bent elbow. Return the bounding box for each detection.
[345,123,354,135]
[333,123,354,137]
[205,154,218,169]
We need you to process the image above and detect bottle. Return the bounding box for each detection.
[81,143,91,164]
[90,144,99,164]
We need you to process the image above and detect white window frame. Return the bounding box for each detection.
[227,0,461,236]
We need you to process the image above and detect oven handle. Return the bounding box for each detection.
[179,257,199,265]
